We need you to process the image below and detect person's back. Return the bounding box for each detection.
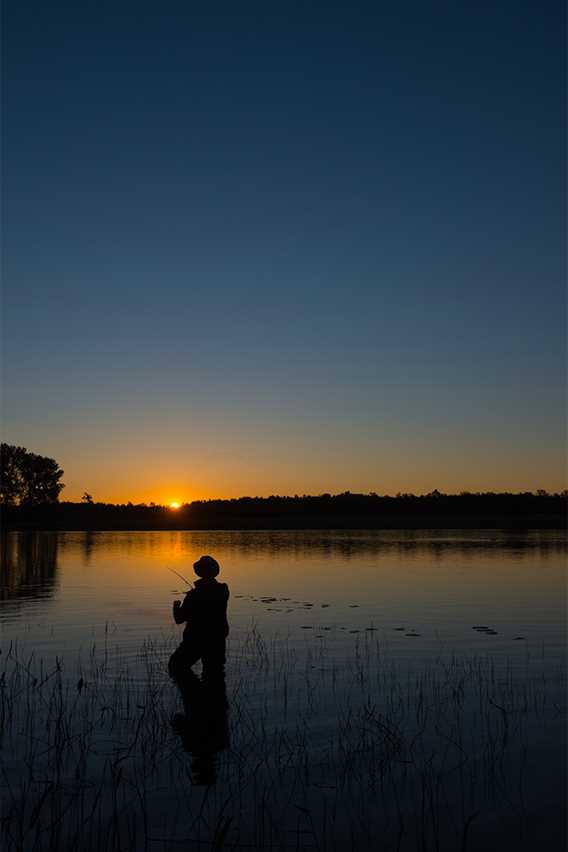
[177,577,229,640]
[169,555,229,679]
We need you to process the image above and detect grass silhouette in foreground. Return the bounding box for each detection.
[1,628,564,851]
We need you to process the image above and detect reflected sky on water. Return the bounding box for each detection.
[1,530,565,677]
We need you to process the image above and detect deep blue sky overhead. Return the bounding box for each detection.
[2,1,565,501]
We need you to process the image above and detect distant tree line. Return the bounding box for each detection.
[0,444,64,506]
[3,490,566,530]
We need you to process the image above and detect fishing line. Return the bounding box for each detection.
[167,566,192,586]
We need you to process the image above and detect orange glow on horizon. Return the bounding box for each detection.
[169,501,181,510]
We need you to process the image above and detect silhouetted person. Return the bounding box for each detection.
[168,555,229,679]
[170,668,230,784]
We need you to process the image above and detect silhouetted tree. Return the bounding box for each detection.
[0,444,27,505]
[82,492,94,504]
[0,444,64,505]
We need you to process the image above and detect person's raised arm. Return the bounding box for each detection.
[173,590,193,624]
[172,600,183,623]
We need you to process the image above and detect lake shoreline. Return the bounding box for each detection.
[5,521,567,531]
[3,492,566,531]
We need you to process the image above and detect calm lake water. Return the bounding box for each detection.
[1,529,566,670]
[1,529,566,851]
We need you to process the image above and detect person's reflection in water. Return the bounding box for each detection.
[170,669,230,784]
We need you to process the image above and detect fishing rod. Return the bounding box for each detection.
[167,566,192,586]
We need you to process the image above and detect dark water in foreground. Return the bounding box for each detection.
[1,530,566,851]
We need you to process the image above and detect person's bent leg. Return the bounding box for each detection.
[168,640,202,679]
[201,639,226,680]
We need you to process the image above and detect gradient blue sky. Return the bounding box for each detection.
[2,1,566,502]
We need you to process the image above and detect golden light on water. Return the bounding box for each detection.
[169,501,180,510]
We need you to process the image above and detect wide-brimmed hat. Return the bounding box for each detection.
[193,555,220,578]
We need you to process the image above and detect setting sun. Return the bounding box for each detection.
[169,501,180,510]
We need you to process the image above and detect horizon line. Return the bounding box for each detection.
[45,488,568,508]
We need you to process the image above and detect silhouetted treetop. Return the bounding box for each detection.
[0,444,64,506]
